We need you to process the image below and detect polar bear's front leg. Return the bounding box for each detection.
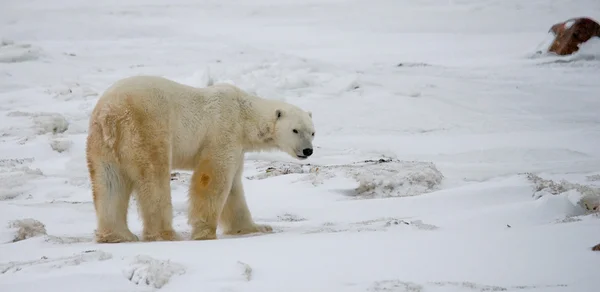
[220,163,273,236]
[188,153,237,240]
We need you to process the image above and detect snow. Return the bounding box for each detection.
[1,0,600,291]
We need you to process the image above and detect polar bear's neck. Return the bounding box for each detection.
[239,96,281,153]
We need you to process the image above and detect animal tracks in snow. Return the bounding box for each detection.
[0,250,112,274]
[256,215,440,235]
[303,218,439,235]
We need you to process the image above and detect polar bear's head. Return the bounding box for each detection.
[273,107,315,160]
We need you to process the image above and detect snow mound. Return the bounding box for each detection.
[573,37,600,60]
[526,173,600,212]
[0,217,92,245]
[6,218,47,243]
[44,81,99,101]
[531,33,600,63]
[1,250,112,274]
[49,137,73,153]
[247,158,444,199]
[0,39,43,63]
[123,255,186,289]
[5,111,69,136]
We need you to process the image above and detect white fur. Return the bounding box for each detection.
[86,75,315,242]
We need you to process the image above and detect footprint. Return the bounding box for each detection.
[44,235,94,245]
[123,255,186,289]
[276,213,307,222]
[0,250,112,274]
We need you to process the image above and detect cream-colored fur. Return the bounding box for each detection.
[86,75,315,243]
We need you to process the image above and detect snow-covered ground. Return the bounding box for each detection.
[1,0,600,291]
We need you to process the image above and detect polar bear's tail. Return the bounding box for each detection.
[95,104,120,155]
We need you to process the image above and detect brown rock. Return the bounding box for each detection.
[593,243,600,251]
[548,17,600,55]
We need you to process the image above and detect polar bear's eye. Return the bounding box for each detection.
[292,129,299,134]
[312,132,315,136]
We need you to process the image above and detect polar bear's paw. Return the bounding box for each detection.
[190,225,217,241]
[142,230,180,242]
[224,223,273,236]
[252,223,273,233]
[95,229,139,243]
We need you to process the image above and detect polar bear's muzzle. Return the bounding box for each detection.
[296,147,313,159]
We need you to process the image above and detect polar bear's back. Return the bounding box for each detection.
[102,75,199,105]
[91,75,252,170]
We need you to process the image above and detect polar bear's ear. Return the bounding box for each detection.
[308,111,312,118]
[276,109,283,119]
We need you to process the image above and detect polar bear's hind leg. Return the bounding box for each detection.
[89,159,138,243]
[133,165,178,242]
[128,137,179,242]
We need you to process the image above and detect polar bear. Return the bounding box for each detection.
[85,75,315,243]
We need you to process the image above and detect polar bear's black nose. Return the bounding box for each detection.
[303,148,313,156]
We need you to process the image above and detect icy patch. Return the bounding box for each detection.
[123,255,186,289]
[6,218,47,243]
[366,279,568,291]
[0,39,42,63]
[526,173,600,212]
[247,158,444,199]
[0,250,112,274]
[0,157,43,200]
